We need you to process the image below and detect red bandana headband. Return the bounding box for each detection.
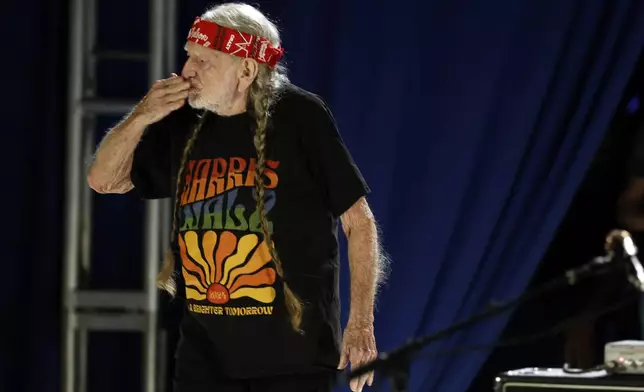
[186,17,284,68]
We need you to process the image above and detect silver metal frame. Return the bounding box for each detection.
[62,0,177,391]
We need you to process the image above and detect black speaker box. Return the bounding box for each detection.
[495,367,644,391]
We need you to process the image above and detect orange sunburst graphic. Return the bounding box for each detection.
[179,230,277,305]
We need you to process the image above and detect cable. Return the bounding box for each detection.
[562,362,607,374]
[350,259,620,381]
[413,291,637,361]
[362,294,636,391]
[351,229,644,385]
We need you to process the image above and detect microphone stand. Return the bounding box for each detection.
[348,229,644,392]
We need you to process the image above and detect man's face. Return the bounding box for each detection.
[181,42,240,114]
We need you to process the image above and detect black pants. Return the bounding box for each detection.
[174,371,337,392]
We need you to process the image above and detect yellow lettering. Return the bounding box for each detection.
[189,304,274,316]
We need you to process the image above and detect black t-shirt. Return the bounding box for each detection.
[130,84,370,381]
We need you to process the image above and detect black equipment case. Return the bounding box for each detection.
[494,367,644,391]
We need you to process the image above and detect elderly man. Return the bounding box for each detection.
[88,3,387,392]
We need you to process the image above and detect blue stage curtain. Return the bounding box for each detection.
[2,0,643,392]
[1,0,66,390]
[280,0,644,390]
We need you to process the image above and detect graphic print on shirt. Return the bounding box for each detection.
[177,157,279,317]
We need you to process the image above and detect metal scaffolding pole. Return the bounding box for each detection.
[62,0,178,391]
[62,0,84,389]
[142,2,165,392]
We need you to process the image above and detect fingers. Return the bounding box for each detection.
[149,74,189,109]
[163,90,189,104]
[132,73,189,125]
[345,347,378,391]
[348,371,368,391]
[349,350,369,392]
[159,94,186,114]
[167,99,185,112]
[349,373,368,392]
[163,79,191,95]
[359,374,369,391]
[337,346,349,370]
[349,377,359,392]
[151,74,185,91]
[151,80,189,101]
[150,74,189,109]
[340,326,378,391]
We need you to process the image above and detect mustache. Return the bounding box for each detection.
[185,78,201,89]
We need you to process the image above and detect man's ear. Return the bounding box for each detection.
[238,58,259,92]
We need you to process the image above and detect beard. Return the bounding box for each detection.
[187,86,237,116]
[187,87,207,109]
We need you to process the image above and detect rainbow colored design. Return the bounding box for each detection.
[179,230,277,304]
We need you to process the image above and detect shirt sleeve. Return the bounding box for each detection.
[299,95,370,218]
[130,116,175,200]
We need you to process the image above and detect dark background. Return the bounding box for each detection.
[470,53,644,392]
[3,0,644,391]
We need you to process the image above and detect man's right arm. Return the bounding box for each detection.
[87,74,190,194]
[87,113,149,194]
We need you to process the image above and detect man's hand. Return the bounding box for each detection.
[338,323,377,392]
[133,73,190,125]
[87,73,189,194]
